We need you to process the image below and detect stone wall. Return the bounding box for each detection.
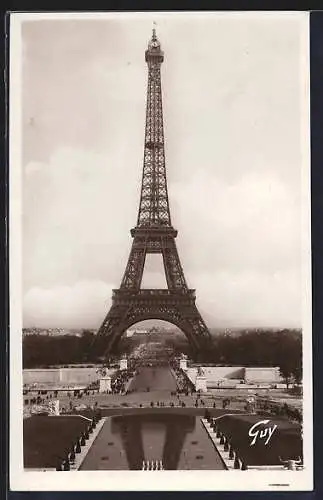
[185,367,245,387]
[23,369,61,384]
[202,367,245,381]
[244,367,281,383]
[23,367,113,386]
[185,366,282,390]
[59,368,100,384]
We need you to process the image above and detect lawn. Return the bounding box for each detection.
[214,414,302,466]
[24,415,92,468]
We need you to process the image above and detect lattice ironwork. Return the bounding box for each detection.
[92,29,212,357]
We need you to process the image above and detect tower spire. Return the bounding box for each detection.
[138,28,168,228]
[152,21,157,39]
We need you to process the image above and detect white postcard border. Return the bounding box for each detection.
[9,11,313,491]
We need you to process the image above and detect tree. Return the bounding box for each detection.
[277,332,302,388]
[279,365,293,389]
[80,330,95,361]
[293,365,302,385]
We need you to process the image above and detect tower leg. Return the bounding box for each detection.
[92,298,211,359]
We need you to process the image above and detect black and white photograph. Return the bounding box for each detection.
[9,11,312,491]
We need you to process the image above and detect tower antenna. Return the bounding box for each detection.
[152,21,157,39]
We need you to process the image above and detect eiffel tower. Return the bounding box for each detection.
[92,29,212,358]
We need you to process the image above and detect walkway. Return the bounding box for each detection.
[128,366,177,392]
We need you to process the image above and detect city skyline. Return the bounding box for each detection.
[22,14,308,329]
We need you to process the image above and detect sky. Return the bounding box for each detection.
[21,12,308,329]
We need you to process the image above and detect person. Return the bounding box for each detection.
[279,457,302,470]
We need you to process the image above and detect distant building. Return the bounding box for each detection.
[23,328,83,337]
[126,328,148,337]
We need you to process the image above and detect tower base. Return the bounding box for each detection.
[92,288,211,358]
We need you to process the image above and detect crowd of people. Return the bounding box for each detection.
[134,395,225,409]
[110,369,134,394]
[172,367,195,394]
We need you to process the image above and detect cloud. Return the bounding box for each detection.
[23,281,114,329]
[170,170,301,276]
[22,147,301,328]
[21,16,306,329]
[23,146,139,291]
[193,268,301,328]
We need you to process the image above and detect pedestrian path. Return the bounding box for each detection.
[70,417,106,470]
[128,367,177,392]
[201,418,233,470]
[201,416,251,470]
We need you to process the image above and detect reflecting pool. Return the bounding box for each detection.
[80,413,226,470]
